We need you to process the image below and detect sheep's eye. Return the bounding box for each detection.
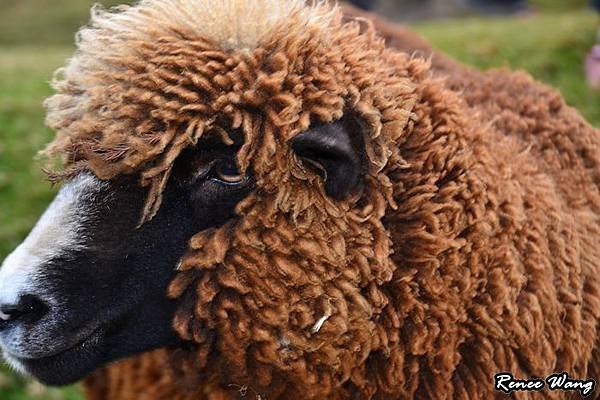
[211,158,246,185]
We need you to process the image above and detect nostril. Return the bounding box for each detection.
[0,306,19,330]
[0,295,49,327]
[0,306,19,321]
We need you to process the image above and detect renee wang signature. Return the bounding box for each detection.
[494,372,596,397]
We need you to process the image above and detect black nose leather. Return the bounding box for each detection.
[0,295,48,329]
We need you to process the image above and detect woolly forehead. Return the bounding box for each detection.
[43,0,412,221]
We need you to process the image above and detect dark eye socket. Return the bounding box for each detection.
[210,157,247,185]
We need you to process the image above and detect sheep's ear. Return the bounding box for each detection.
[292,116,364,200]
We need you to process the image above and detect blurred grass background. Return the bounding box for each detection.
[0,0,598,398]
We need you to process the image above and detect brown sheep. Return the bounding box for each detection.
[0,1,598,399]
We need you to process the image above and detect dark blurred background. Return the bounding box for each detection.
[351,0,588,19]
[0,0,598,399]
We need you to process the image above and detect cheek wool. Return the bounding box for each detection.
[40,0,600,399]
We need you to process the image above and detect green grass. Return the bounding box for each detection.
[0,0,127,46]
[0,1,598,399]
[0,47,70,257]
[0,371,82,400]
[530,0,589,10]
[415,11,600,126]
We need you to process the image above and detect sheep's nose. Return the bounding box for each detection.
[0,295,49,330]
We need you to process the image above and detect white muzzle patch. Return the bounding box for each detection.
[0,174,103,309]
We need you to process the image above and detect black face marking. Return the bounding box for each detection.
[0,140,254,385]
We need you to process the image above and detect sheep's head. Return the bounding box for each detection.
[0,0,424,395]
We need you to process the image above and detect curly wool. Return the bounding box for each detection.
[42,1,600,399]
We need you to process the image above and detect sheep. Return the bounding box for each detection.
[0,0,598,399]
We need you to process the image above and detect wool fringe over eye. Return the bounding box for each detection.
[41,0,600,399]
[42,0,341,224]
